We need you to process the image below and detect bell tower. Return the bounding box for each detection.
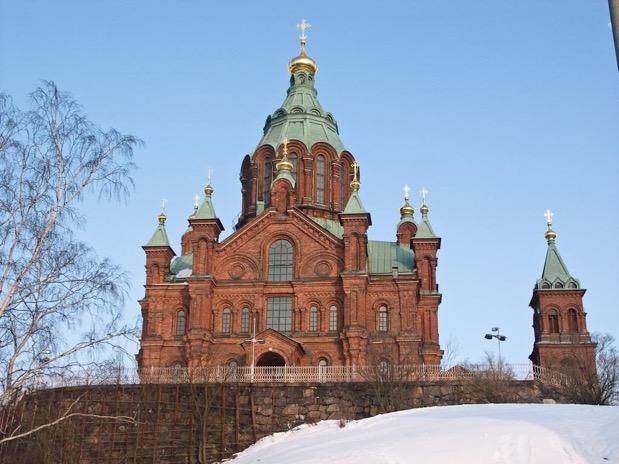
[529,210,596,371]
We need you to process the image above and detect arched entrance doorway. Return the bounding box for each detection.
[257,351,286,367]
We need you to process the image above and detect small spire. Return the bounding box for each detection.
[420,187,429,216]
[400,184,414,219]
[204,169,214,196]
[544,209,557,243]
[275,137,293,172]
[158,199,167,224]
[350,161,361,192]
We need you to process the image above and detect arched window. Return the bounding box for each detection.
[222,308,231,334]
[290,153,298,181]
[378,305,388,332]
[175,310,186,336]
[316,155,325,204]
[309,306,319,332]
[548,310,559,334]
[268,239,294,281]
[263,158,273,206]
[568,309,579,333]
[241,308,250,334]
[329,305,338,331]
[541,282,551,289]
[554,282,564,289]
[568,281,578,289]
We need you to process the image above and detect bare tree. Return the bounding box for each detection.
[463,353,518,403]
[554,333,619,405]
[0,82,140,441]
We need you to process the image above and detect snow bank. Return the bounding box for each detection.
[228,404,619,464]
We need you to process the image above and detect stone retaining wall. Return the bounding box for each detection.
[0,380,551,463]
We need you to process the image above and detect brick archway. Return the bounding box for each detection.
[256,351,286,367]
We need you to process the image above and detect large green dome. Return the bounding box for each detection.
[258,59,346,155]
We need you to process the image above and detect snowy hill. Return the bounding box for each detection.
[228,404,619,464]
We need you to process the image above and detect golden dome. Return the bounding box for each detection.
[204,183,214,196]
[276,157,293,172]
[400,201,414,218]
[288,52,318,75]
[545,227,557,242]
[158,210,167,225]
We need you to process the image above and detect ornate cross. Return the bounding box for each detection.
[193,194,200,209]
[207,168,213,186]
[297,19,311,41]
[403,184,411,201]
[420,187,429,205]
[282,137,289,157]
[160,198,167,213]
[544,209,554,226]
[351,161,360,181]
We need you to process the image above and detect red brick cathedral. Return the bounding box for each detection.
[137,27,442,370]
[137,25,596,371]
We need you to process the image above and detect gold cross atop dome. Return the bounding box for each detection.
[158,198,167,224]
[350,161,361,191]
[204,169,214,196]
[276,138,293,172]
[289,19,318,74]
[544,209,557,242]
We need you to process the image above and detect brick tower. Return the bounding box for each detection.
[529,210,596,370]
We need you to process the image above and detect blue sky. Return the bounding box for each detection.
[1,1,617,363]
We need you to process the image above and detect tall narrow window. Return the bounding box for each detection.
[241,308,250,334]
[309,306,318,332]
[329,305,338,331]
[316,155,325,204]
[175,310,186,336]
[378,305,388,332]
[290,153,298,181]
[548,310,559,334]
[268,239,294,281]
[263,158,272,206]
[340,162,348,208]
[568,309,579,333]
[222,308,231,334]
[267,297,293,333]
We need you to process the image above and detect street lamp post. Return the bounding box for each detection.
[484,327,507,369]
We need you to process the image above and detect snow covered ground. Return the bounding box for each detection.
[228,404,619,464]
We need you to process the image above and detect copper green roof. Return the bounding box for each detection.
[170,253,193,278]
[194,192,217,219]
[145,223,170,247]
[310,216,344,238]
[536,242,581,290]
[343,190,367,215]
[415,211,437,239]
[368,241,415,274]
[272,169,296,188]
[259,68,346,155]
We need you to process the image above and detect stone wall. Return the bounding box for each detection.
[0,380,549,464]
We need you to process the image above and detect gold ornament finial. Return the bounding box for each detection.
[288,19,318,74]
[544,209,557,242]
[158,199,167,224]
[204,169,214,196]
[276,138,293,172]
[400,184,414,218]
[350,161,361,191]
[420,187,429,215]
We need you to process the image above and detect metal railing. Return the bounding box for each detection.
[29,363,570,389]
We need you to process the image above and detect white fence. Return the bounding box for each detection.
[33,363,570,389]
